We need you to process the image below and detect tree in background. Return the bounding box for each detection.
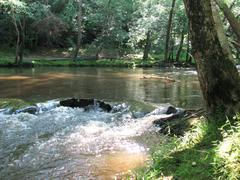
[164,0,176,62]
[73,0,83,59]
[128,0,167,60]
[0,0,29,64]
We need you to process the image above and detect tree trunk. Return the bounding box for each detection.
[211,0,233,61]
[143,31,151,61]
[73,0,83,59]
[214,0,240,42]
[14,22,21,65]
[170,33,175,61]
[13,15,25,65]
[176,29,185,62]
[164,0,176,62]
[222,0,236,23]
[183,0,240,117]
[186,23,190,63]
[96,0,112,59]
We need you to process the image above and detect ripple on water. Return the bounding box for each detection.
[0,101,168,179]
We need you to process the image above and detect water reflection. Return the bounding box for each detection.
[0,67,203,109]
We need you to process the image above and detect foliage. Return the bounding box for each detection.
[137,114,240,179]
[0,0,239,62]
[214,114,240,180]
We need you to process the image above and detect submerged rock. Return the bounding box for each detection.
[147,105,178,116]
[146,105,186,129]
[15,106,38,114]
[60,98,112,112]
[0,108,13,115]
[166,106,178,114]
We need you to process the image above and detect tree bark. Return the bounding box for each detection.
[222,0,236,23]
[169,33,175,61]
[73,0,83,59]
[176,29,185,62]
[186,22,191,63]
[183,0,240,117]
[143,30,151,61]
[211,0,233,61]
[214,0,240,42]
[13,15,25,65]
[164,0,176,62]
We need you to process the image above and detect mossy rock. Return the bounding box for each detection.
[0,98,31,110]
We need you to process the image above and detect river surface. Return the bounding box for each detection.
[0,67,203,179]
[0,67,202,108]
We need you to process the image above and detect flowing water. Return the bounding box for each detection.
[0,67,203,179]
[0,67,202,108]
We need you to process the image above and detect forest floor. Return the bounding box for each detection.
[0,48,195,68]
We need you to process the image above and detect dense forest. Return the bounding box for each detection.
[0,0,240,64]
[0,0,240,179]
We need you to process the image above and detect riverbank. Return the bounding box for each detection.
[0,48,195,68]
[136,114,240,179]
[0,58,196,68]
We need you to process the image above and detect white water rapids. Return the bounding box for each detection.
[0,100,175,179]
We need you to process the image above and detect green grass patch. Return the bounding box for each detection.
[214,114,240,180]
[136,114,240,180]
[32,59,160,68]
[0,47,15,65]
[0,98,31,110]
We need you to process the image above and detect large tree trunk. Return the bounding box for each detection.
[214,0,240,42]
[183,0,240,117]
[176,29,185,62]
[143,30,151,61]
[164,0,176,62]
[73,0,83,59]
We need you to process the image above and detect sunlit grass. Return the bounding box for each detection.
[214,114,240,180]
[0,98,31,110]
[136,114,240,179]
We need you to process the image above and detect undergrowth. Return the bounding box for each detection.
[214,113,240,180]
[136,114,240,180]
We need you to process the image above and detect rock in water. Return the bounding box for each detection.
[60,98,94,108]
[166,106,178,114]
[98,101,112,112]
[15,106,38,114]
[148,105,177,115]
[60,98,112,112]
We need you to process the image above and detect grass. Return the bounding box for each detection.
[31,58,161,68]
[0,98,31,110]
[214,114,240,180]
[136,114,240,180]
[0,47,196,68]
[0,55,161,68]
[0,47,15,65]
